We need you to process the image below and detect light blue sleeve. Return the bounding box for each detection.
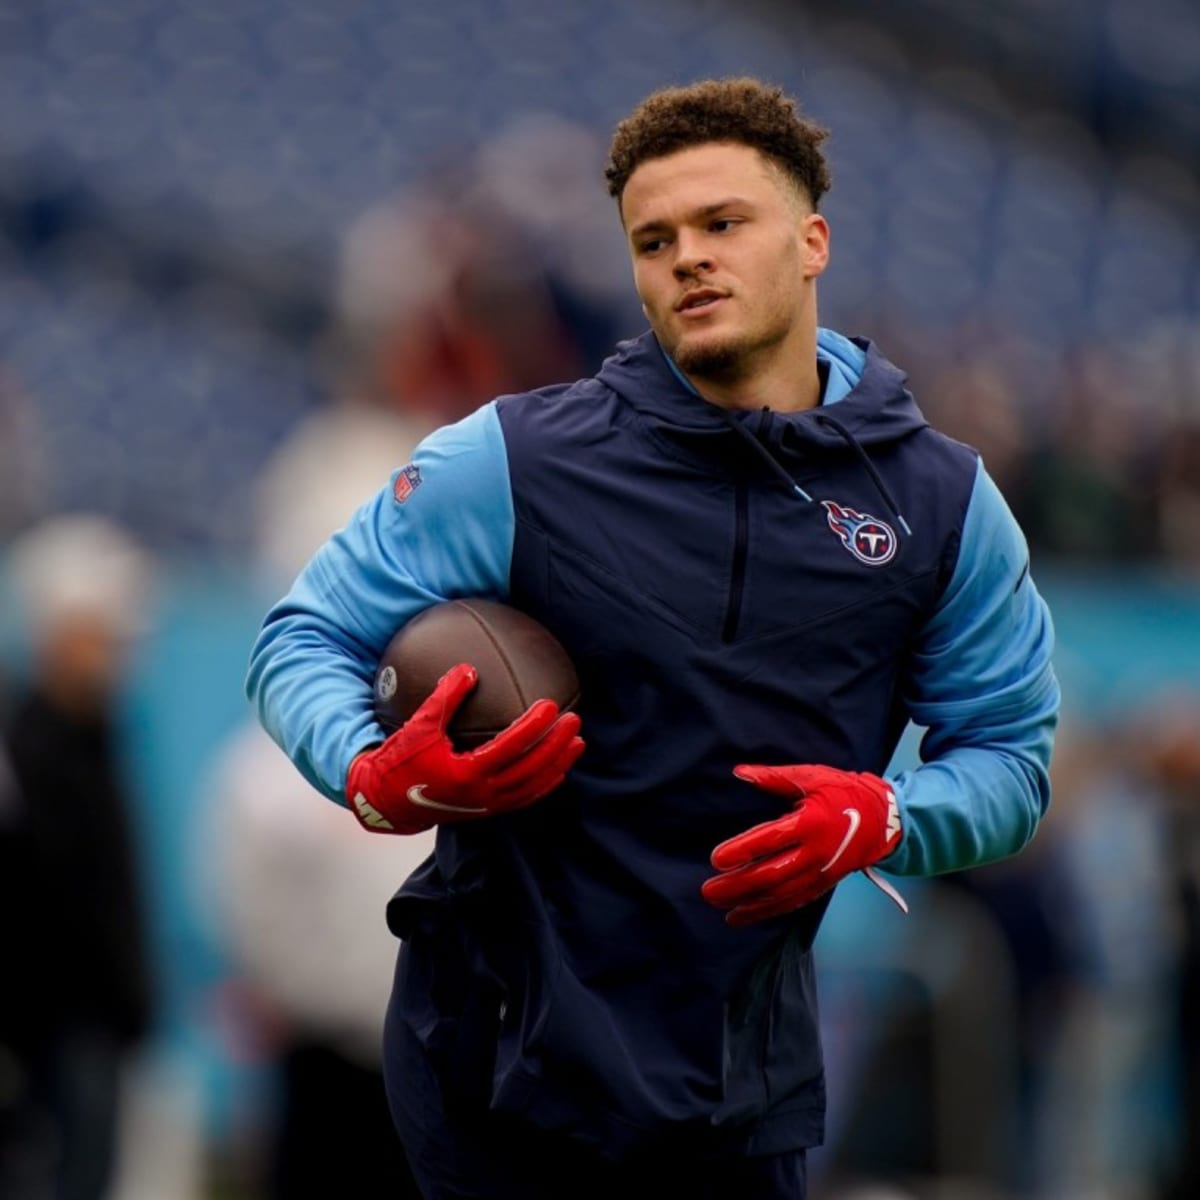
[245,403,514,805]
[883,459,1060,876]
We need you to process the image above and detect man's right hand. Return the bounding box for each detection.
[345,662,585,834]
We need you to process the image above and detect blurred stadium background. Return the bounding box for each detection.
[0,1,1198,1197]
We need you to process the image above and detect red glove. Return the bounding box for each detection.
[701,764,906,926]
[346,662,585,834]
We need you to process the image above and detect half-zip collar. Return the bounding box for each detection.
[598,329,928,454]
[597,329,923,535]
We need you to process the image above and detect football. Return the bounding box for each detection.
[373,599,581,750]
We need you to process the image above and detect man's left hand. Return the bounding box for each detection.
[701,764,903,926]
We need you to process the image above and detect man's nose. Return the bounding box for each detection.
[673,232,713,278]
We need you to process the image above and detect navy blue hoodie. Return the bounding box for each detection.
[247,329,1058,1158]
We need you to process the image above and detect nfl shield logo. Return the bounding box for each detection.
[393,463,422,504]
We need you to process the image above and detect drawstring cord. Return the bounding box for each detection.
[718,406,913,538]
[718,407,815,501]
[813,412,913,536]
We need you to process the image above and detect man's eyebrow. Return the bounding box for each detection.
[629,197,753,241]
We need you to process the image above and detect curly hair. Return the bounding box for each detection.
[605,78,831,211]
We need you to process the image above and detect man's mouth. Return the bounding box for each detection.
[676,289,727,314]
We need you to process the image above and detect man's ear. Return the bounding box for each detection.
[800,212,830,279]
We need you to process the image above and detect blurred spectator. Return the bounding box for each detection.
[0,515,155,1200]
[335,178,587,425]
[469,113,645,359]
[251,124,612,588]
[248,135,615,589]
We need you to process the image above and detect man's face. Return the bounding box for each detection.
[621,142,828,381]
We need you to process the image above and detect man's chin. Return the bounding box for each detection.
[671,335,747,379]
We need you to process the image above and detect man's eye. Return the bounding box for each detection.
[711,218,737,233]
[639,238,665,254]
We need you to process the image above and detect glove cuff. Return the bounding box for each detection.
[869,775,903,856]
[346,749,432,835]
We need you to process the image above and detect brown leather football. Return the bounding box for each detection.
[373,599,580,750]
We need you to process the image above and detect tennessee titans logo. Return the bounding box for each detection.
[822,500,897,566]
[393,463,422,504]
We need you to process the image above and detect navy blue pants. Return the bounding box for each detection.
[383,950,808,1200]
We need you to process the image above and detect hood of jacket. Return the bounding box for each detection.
[595,328,929,464]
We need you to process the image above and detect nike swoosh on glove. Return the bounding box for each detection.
[701,764,907,926]
[345,662,585,834]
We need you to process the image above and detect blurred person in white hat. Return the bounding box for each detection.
[0,513,155,1200]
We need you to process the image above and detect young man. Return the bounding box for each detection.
[247,78,1059,1199]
